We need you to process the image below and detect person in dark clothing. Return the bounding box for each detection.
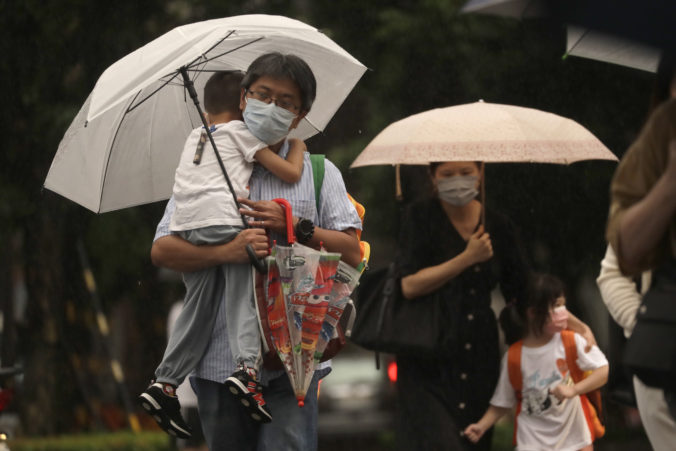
[395,161,593,450]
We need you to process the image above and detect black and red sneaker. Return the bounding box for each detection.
[225,368,272,423]
[138,382,192,438]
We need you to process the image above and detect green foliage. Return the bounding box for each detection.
[8,431,171,451]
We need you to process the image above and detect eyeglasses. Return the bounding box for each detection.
[247,90,300,113]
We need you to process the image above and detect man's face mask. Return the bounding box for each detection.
[437,175,479,206]
[243,97,297,145]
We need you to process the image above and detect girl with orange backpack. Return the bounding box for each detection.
[464,273,609,450]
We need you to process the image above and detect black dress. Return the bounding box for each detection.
[395,197,529,451]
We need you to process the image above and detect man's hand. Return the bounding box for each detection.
[229,228,269,261]
[151,227,268,273]
[238,198,287,233]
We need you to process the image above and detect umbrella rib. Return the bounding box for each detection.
[187,58,211,91]
[184,30,235,69]
[563,27,591,60]
[189,37,266,68]
[303,116,321,135]
[100,91,143,212]
[126,33,263,117]
[126,72,182,114]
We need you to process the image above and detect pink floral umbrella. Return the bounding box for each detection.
[350,101,617,168]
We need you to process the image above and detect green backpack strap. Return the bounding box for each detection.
[310,154,325,212]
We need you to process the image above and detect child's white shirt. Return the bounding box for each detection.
[490,332,608,451]
[171,121,267,231]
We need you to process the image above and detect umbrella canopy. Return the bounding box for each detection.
[462,0,676,52]
[460,0,546,19]
[350,101,618,168]
[460,0,662,73]
[545,0,676,52]
[565,26,661,73]
[44,14,367,213]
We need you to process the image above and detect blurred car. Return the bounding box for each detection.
[318,344,397,438]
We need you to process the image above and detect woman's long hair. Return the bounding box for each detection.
[499,272,565,345]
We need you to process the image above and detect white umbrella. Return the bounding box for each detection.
[460,0,661,72]
[44,15,367,213]
[350,101,617,167]
[459,0,546,18]
[565,26,661,73]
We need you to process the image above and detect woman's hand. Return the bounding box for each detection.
[464,225,493,264]
[566,312,597,352]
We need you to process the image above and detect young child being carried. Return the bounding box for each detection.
[139,71,305,437]
[464,273,609,451]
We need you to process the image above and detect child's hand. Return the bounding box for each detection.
[463,423,485,443]
[551,383,577,402]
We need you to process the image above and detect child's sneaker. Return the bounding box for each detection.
[225,367,272,423]
[138,382,192,438]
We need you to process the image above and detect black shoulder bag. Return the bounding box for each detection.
[350,262,456,358]
[623,258,676,393]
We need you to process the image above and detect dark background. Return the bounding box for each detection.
[0,0,664,438]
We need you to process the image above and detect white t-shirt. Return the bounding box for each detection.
[490,333,608,451]
[170,121,267,231]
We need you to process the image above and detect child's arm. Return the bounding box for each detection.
[551,365,609,402]
[463,405,511,444]
[254,138,305,183]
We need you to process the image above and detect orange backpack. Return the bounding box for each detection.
[310,154,370,272]
[507,330,605,446]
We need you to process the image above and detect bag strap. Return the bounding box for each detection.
[507,340,523,446]
[310,154,325,212]
[507,341,523,393]
[561,330,583,382]
[561,329,605,439]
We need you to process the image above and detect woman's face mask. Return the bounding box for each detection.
[436,175,479,206]
[544,305,569,335]
[242,97,297,145]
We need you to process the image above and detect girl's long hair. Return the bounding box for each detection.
[499,272,565,345]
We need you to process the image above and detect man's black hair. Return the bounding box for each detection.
[241,52,317,112]
[204,71,245,115]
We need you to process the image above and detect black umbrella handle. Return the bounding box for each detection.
[247,244,267,274]
[179,66,267,273]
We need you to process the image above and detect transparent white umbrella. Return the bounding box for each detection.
[44,14,367,214]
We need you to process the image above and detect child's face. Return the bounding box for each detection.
[552,296,566,309]
[543,296,568,334]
